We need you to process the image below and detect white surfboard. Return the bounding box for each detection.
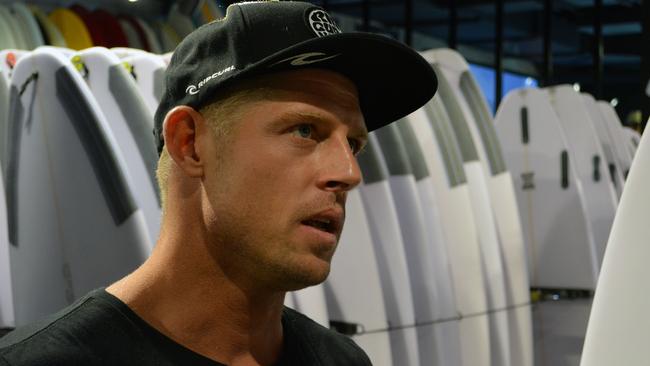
[394,118,463,366]
[545,85,618,266]
[72,47,161,247]
[582,94,625,198]
[7,47,151,325]
[374,123,450,365]
[495,88,598,289]
[0,6,19,50]
[29,5,67,47]
[0,164,10,331]
[110,48,150,59]
[1,5,30,50]
[496,87,597,364]
[425,53,511,366]
[283,291,295,309]
[425,48,533,366]
[29,6,67,48]
[0,50,26,174]
[597,102,633,178]
[324,188,393,366]
[623,127,641,152]
[579,119,650,366]
[0,50,25,330]
[12,3,44,50]
[120,52,167,116]
[357,136,420,366]
[405,103,491,366]
[290,284,329,328]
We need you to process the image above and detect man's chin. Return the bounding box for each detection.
[277,261,331,292]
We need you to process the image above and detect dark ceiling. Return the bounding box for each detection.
[294,0,647,126]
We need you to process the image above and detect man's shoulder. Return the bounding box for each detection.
[282,307,371,365]
[0,289,128,366]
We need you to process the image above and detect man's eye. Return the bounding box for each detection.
[348,138,360,154]
[292,124,313,139]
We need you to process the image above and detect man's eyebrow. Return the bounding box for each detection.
[282,110,368,138]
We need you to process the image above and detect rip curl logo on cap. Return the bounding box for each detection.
[185,65,236,95]
[271,52,340,67]
[308,9,341,37]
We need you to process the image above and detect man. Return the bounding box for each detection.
[0,1,437,365]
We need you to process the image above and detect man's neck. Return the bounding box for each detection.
[106,230,286,366]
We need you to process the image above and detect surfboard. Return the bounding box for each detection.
[495,87,597,366]
[374,123,450,365]
[29,5,67,48]
[357,136,420,366]
[120,16,152,52]
[7,47,151,325]
[49,8,94,50]
[0,50,26,173]
[425,48,533,366]
[597,102,633,178]
[71,47,161,247]
[92,10,129,48]
[579,118,650,366]
[0,163,10,330]
[110,48,149,59]
[495,88,598,290]
[0,7,17,50]
[204,0,226,22]
[324,188,393,366]
[582,94,625,198]
[192,0,212,25]
[289,284,329,328]
[135,18,163,54]
[424,52,511,366]
[119,19,145,50]
[12,3,45,50]
[168,5,196,39]
[0,6,25,50]
[545,85,618,266]
[0,51,15,329]
[283,291,296,309]
[623,127,641,150]
[154,21,181,53]
[394,118,463,366]
[120,52,167,116]
[403,103,491,366]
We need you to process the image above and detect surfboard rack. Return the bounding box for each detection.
[531,288,594,301]
[329,320,365,336]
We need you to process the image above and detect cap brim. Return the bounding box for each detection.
[250,32,438,132]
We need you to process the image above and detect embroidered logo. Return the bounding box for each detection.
[271,52,340,67]
[308,9,341,37]
[185,65,235,95]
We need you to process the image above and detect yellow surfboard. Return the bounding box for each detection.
[48,8,93,50]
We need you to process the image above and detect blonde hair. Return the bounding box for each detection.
[156,84,270,211]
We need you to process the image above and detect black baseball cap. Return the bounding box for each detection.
[153,0,438,154]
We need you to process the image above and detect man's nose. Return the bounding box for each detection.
[316,133,362,192]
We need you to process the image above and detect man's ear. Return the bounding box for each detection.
[163,106,206,178]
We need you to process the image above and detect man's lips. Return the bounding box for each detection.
[300,208,344,237]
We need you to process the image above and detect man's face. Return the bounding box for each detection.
[200,69,367,291]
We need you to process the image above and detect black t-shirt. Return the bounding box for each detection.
[0,289,371,365]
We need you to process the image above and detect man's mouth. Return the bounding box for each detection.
[302,218,336,234]
[301,209,343,236]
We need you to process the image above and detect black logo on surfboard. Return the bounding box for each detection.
[521,172,535,190]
